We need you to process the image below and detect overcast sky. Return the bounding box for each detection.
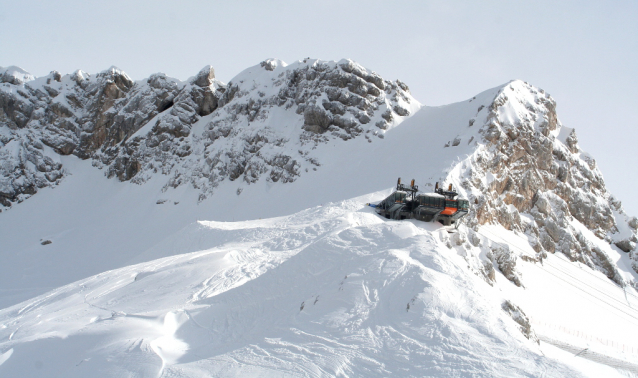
[2,0,637,216]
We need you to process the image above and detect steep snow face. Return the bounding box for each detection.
[0,198,596,378]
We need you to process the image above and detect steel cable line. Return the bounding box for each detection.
[549,254,638,300]
[474,228,638,325]
[524,261,638,325]
[477,226,638,301]
[541,262,637,311]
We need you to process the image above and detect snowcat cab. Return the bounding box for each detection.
[425,182,470,226]
[374,179,470,226]
[413,192,446,222]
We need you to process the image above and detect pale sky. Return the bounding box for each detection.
[2,0,637,216]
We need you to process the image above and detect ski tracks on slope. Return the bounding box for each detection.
[189,203,378,303]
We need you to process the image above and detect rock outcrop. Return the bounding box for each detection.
[443,81,638,284]
[0,65,224,206]
[1,59,415,207]
[100,58,417,198]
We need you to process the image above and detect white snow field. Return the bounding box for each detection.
[1,196,637,377]
[1,75,638,376]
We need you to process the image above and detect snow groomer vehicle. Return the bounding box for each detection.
[373,178,470,226]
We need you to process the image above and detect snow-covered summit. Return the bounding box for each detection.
[0,66,34,85]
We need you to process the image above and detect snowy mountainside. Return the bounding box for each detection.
[0,64,222,206]
[2,196,630,378]
[0,59,417,207]
[1,71,637,311]
[1,58,638,376]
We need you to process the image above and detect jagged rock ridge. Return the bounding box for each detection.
[437,81,638,285]
[106,58,418,199]
[0,59,417,206]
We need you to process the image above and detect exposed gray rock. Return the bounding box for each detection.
[453,80,637,282]
[193,65,215,88]
[0,66,224,207]
[616,240,636,253]
[303,105,332,133]
[488,245,523,287]
[502,300,538,343]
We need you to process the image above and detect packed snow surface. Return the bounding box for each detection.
[2,194,638,377]
[1,195,635,377]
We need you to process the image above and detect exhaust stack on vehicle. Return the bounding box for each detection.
[373,178,469,226]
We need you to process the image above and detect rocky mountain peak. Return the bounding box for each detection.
[442,79,638,285]
[96,66,134,90]
[104,58,419,195]
[0,66,34,85]
[193,65,216,87]
[0,57,418,207]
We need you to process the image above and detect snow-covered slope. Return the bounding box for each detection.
[2,71,636,308]
[1,58,638,376]
[3,194,638,377]
[2,196,636,377]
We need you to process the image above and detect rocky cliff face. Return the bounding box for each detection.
[0,64,224,207]
[442,80,638,286]
[104,58,418,199]
[0,59,416,206]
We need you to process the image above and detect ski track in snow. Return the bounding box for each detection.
[540,336,638,375]
[0,198,635,377]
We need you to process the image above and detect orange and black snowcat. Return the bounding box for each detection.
[372,178,469,226]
